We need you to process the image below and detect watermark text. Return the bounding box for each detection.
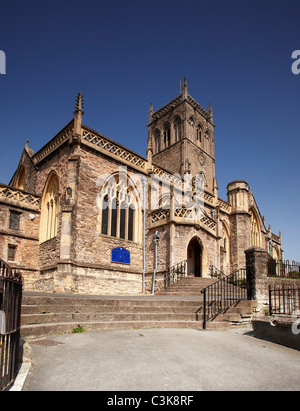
[0,50,6,75]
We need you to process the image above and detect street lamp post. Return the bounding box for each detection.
[152,231,160,294]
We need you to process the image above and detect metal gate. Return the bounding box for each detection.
[0,258,23,391]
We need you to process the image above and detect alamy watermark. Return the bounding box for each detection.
[291,50,300,75]
[0,310,6,334]
[95,165,205,221]
[292,311,300,335]
[0,50,6,75]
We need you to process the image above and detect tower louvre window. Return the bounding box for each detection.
[154,129,161,153]
[174,116,182,142]
[197,124,202,142]
[163,123,171,147]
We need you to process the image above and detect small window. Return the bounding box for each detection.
[8,245,17,261]
[9,211,20,230]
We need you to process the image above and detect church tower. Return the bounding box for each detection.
[147,78,216,195]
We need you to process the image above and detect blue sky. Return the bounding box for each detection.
[0,0,299,260]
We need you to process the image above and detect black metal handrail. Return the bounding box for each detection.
[163,260,187,290]
[209,265,226,280]
[0,258,23,391]
[201,267,247,329]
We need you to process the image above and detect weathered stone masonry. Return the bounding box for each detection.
[0,81,283,294]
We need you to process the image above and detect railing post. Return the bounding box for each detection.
[202,289,207,329]
[269,285,273,316]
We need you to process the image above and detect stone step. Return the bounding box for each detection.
[21,320,204,338]
[22,294,203,307]
[21,312,202,325]
[21,304,203,315]
[20,292,254,339]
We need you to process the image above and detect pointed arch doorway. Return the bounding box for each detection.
[187,237,202,277]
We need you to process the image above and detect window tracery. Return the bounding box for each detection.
[98,173,138,242]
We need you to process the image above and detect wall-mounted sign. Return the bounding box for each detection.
[111,247,130,264]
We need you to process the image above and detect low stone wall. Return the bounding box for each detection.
[252,316,300,351]
[27,262,167,295]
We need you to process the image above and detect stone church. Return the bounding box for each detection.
[0,79,283,294]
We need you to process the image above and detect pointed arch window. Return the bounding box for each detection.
[196,124,202,143]
[99,173,139,242]
[174,116,182,142]
[163,123,171,147]
[154,129,161,153]
[250,208,261,247]
[40,173,59,243]
[188,117,195,140]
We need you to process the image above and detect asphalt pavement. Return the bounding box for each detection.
[21,327,300,392]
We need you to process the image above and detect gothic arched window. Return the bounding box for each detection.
[188,117,195,140]
[40,172,59,243]
[154,129,161,153]
[174,116,182,142]
[250,208,261,247]
[99,173,139,242]
[163,123,171,147]
[196,124,202,144]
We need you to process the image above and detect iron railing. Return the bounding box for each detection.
[201,267,247,329]
[268,259,300,279]
[269,285,300,316]
[0,258,23,391]
[163,260,187,289]
[209,266,226,280]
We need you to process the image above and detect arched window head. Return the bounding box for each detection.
[173,116,182,142]
[249,208,261,247]
[40,173,59,243]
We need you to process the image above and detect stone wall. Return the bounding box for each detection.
[245,247,300,312]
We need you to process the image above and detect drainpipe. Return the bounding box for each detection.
[152,231,160,294]
[142,176,148,294]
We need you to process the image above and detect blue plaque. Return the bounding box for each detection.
[111,247,130,264]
